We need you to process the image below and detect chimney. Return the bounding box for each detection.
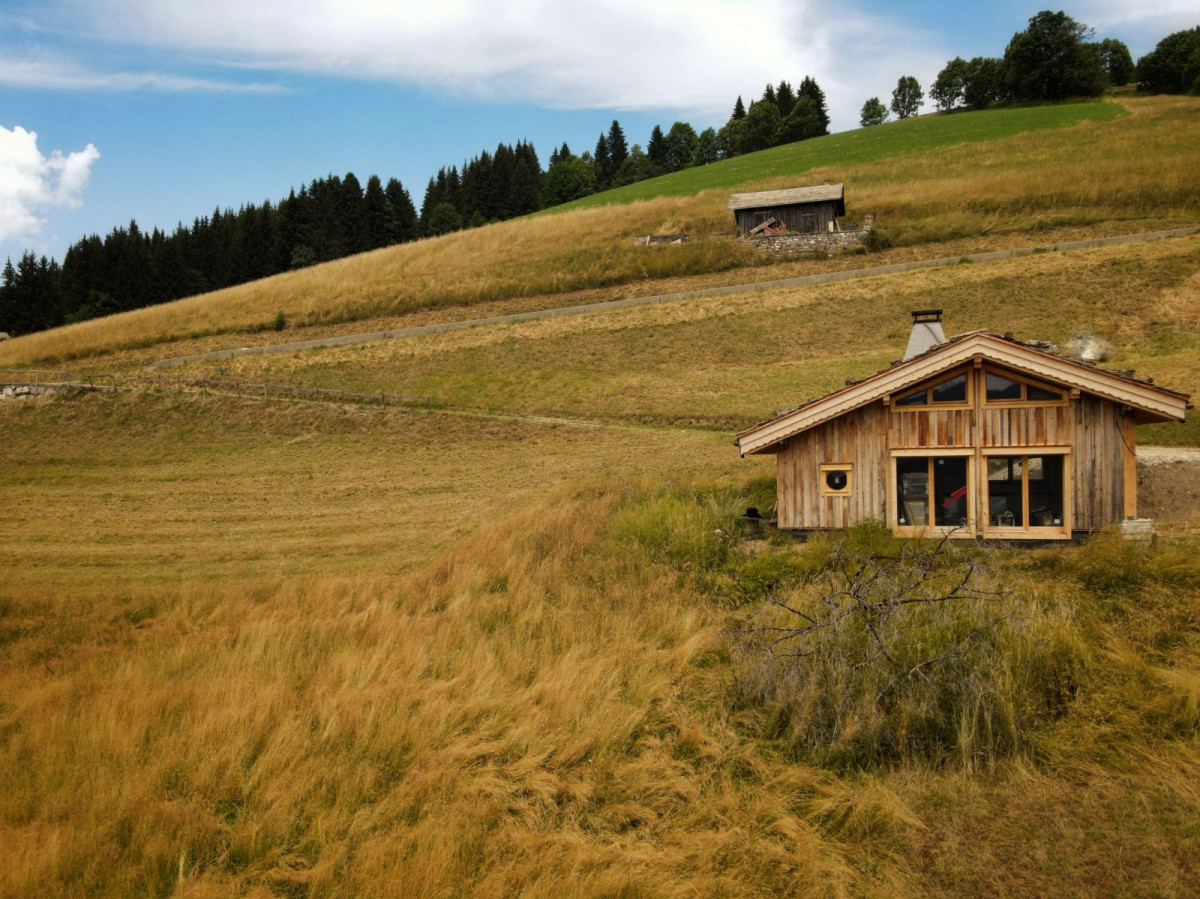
[903,309,945,361]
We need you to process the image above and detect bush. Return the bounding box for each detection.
[731,525,1086,769]
[864,228,894,252]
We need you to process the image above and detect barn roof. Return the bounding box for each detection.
[736,331,1190,456]
[727,183,846,215]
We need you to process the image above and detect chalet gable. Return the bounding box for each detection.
[737,331,1189,456]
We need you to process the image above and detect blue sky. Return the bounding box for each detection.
[2,0,1197,263]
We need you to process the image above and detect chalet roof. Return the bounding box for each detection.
[727,183,846,215]
[736,330,1191,456]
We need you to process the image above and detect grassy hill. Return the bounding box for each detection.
[553,99,1125,209]
[1,95,1196,369]
[2,93,1200,897]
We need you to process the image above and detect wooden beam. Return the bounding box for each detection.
[1122,413,1138,520]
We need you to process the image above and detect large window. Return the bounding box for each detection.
[985,372,1064,404]
[896,456,969,528]
[895,373,968,407]
[987,454,1065,529]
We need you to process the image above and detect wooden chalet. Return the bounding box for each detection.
[736,311,1190,540]
[727,183,846,238]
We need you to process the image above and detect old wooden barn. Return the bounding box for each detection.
[736,311,1191,540]
[727,183,846,238]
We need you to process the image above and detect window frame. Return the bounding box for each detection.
[982,367,1068,407]
[892,367,973,410]
[980,446,1072,538]
[889,449,976,538]
[819,462,853,497]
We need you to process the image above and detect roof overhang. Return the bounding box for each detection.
[736,332,1190,456]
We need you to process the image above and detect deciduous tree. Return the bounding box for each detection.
[891,75,923,119]
[1002,10,1106,101]
[930,57,969,111]
[662,121,698,172]
[859,96,888,126]
[1136,27,1200,94]
[1096,38,1134,87]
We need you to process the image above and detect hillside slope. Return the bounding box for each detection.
[1,95,1197,369]
[1,92,1199,898]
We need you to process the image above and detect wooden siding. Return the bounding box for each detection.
[772,358,1152,535]
[777,402,889,529]
[736,201,839,237]
[982,405,1070,447]
[1072,395,1126,531]
[891,409,974,448]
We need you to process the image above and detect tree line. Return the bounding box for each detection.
[3,75,834,339]
[859,13,1200,127]
[524,76,830,207]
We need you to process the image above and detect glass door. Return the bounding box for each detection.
[895,456,970,530]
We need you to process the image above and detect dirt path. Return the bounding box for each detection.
[145,226,1200,371]
[1138,446,1200,465]
[1138,447,1200,523]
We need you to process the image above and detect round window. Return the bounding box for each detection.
[825,470,848,491]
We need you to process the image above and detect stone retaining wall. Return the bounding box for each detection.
[747,228,869,258]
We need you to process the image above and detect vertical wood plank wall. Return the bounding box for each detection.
[891,409,974,448]
[776,402,889,528]
[1072,395,1125,530]
[776,386,1131,533]
[737,202,837,237]
[982,405,1070,446]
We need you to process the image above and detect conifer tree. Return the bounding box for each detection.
[593,132,612,189]
[798,76,830,134]
[385,178,418,243]
[646,125,667,167]
[732,96,747,120]
[607,120,628,170]
[338,172,367,255]
[776,80,797,116]
[363,175,391,250]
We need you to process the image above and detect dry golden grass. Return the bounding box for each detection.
[2,94,1199,898]
[2,94,1197,369]
[178,233,1200,443]
[3,411,1199,895]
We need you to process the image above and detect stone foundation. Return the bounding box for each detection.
[747,228,868,258]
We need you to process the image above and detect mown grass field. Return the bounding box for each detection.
[2,397,1198,896]
[1,92,1200,897]
[178,232,1200,444]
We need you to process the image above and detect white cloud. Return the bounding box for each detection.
[1074,0,1200,33]
[60,0,948,128]
[0,125,99,244]
[0,54,285,92]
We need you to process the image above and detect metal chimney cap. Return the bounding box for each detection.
[903,311,947,361]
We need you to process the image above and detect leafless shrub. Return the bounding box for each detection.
[732,524,1082,768]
